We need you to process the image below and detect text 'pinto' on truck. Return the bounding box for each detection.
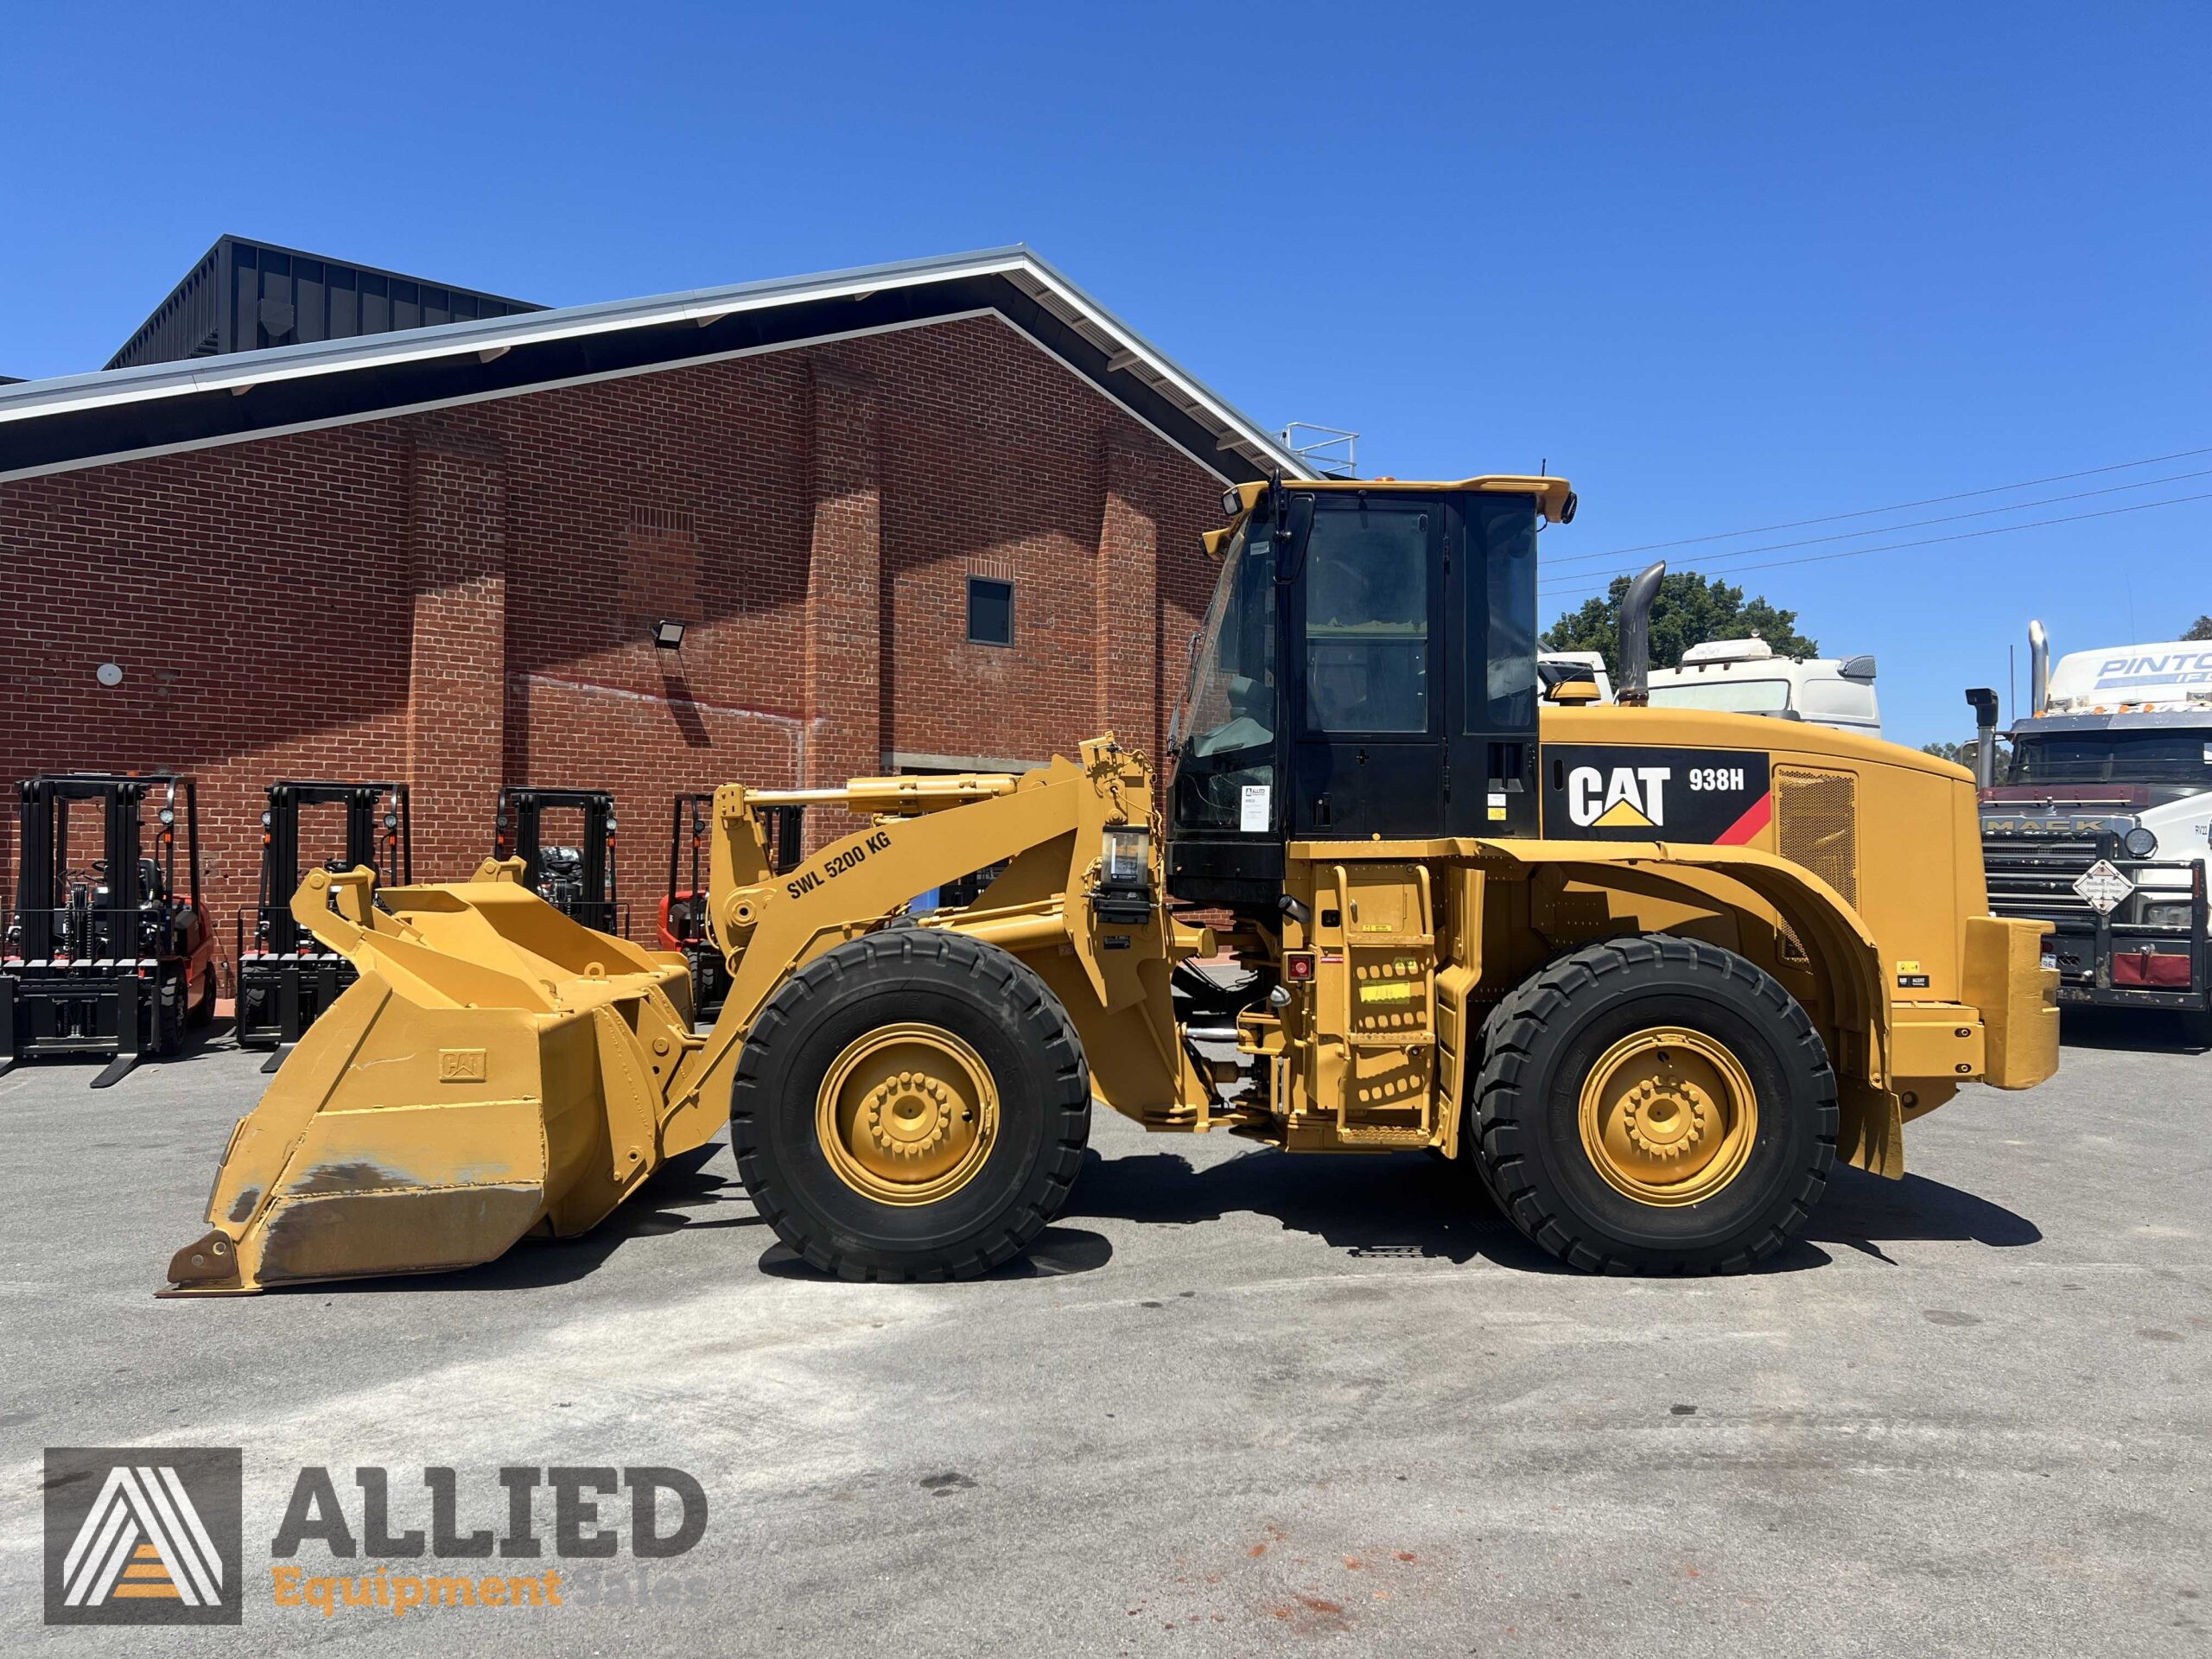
[1974,621,2212,1033]
[162,474,2060,1295]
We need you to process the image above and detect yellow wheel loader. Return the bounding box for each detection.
[164,474,2059,1294]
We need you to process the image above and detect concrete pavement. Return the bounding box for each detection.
[2,1013,2206,1655]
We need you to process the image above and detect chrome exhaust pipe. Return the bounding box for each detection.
[1615,562,1666,706]
[2028,620,2050,715]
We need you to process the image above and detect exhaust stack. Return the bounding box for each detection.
[2028,620,2050,715]
[1615,562,1666,706]
[1966,688,2000,788]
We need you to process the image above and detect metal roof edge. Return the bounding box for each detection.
[0,243,1310,485]
[1005,249,1311,479]
[1,245,1039,422]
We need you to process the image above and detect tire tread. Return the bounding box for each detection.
[1470,934,1837,1275]
[729,929,1090,1282]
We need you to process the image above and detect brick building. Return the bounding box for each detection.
[0,245,1310,974]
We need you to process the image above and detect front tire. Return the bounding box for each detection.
[1470,935,1836,1274]
[187,966,217,1030]
[730,929,1090,1281]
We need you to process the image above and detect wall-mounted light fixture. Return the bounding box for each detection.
[652,620,687,651]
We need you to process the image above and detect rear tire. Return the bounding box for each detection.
[1470,935,1836,1274]
[730,929,1090,1281]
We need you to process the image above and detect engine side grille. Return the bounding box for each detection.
[1775,768,1858,906]
[1981,835,2105,922]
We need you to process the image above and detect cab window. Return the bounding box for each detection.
[1302,503,1430,734]
[1471,496,1539,730]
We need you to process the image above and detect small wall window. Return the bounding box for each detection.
[967,576,1014,646]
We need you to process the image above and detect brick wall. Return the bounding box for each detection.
[0,315,1224,985]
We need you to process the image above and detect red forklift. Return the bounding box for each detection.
[495,787,625,934]
[658,791,804,1017]
[2,773,217,1086]
[235,780,411,1067]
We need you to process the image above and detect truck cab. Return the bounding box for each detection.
[1980,630,2212,1023]
[1645,639,1883,739]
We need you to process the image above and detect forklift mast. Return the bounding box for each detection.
[4,773,213,1086]
[252,781,411,953]
[665,791,803,939]
[10,774,201,961]
[663,791,801,1017]
[234,780,410,1056]
[497,787,620,933]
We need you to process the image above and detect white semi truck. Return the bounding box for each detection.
[1976,622,2212,1027]
[1541,638,1883,740]
[1647,639,1883,738]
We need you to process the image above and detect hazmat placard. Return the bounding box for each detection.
[2072,858,2134,915]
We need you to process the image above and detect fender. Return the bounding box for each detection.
[1475,837,1900,1173]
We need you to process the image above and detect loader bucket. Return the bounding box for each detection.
[162,862,699,1294]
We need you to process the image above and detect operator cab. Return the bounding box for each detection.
[1166,475,1575,911]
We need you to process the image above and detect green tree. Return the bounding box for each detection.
[2183,615,2212,641]
[1541,570,1817,680]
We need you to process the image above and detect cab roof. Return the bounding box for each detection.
[1227,474,1573,519]
[1206,474,1574,556]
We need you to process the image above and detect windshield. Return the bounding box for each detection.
[1648,678,1790,714]
[1169,507,1277,832]
[2009,728,2212,785]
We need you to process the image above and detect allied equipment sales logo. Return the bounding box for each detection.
[44,1452,707,1625]
[44,1447,244,1626]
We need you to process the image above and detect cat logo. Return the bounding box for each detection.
[1567,765,1670,830]
[1542,745,1772,844]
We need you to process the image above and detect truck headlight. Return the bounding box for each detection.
[1220,486,1243,518]
[2123,826,2158,859]
[2143,900,2193,929]
[1101,826,1151,887]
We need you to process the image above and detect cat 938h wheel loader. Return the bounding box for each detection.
[163,474,2060,1294]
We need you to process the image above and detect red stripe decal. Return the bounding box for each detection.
[1714,791,1772,846]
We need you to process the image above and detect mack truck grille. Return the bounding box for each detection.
[1981,834,2107,923]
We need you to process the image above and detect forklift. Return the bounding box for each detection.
[236,781,411,1065]
[3,773,216,1086]
[495,787,623,934]
[659,791,804,1017]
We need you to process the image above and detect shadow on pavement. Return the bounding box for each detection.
[305,1136,2044,1294]
[2058,1006,2211,1055]
[1070,1145,2042,1276]
[756,1225,1116,1282]
[1065,1147,1590,1274]
[1808,1165,2041,1263]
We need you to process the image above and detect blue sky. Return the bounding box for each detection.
[5,2,2205,748]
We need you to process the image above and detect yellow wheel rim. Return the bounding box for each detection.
[816,1023,999,1205]
[1577,1027,1758,1206]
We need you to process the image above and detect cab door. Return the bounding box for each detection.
[1445,492,1541,837]
[1288,493,1446,840]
